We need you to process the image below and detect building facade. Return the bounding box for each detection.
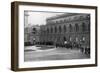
[40,13,90,48]
[24,25,40,45]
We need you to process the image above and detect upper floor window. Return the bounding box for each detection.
[82,22,86,32]
[64,25,66,33]
[55,26,57,33]
[51,27,53,33]
[75,23,79,32]
[69,24,72,32]
[32,28,37,34]
[59,26,62,33]
[47,28,49,33]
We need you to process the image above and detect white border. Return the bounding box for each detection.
[19,5,96,68]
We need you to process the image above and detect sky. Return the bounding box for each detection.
[26,11,64,26]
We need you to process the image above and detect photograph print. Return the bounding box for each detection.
[24,11,91,62]
[11,1,97,71]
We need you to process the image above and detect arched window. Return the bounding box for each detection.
[82,23,86,32]
[47,28,49,33]
[55,26,57,33]
[32,28,37,34]
[51,27,53,33]
[64,25,66,33]
[69,24,72,32]
[59,26,62,33]
[75,23,79,32]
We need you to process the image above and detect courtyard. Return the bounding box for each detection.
[24,45,90,61]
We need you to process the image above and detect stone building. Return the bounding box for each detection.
[40,13,90,48]
[24,25,40,45]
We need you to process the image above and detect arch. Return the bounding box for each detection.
[47,28,49,33]
[64,25,66,33]
[59,26,62,33]
[82,22,86,32]
[55,26,57,33]
[75,23,79,32]
[51,27,53,33]
[69,24,72,32]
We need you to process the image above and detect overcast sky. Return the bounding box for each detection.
[26,11,64,26]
